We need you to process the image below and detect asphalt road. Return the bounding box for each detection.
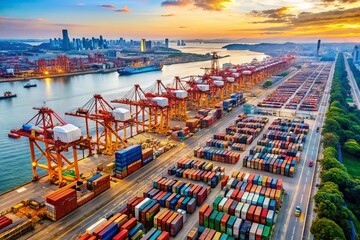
[281,61,334,240]
[345,55,360,107]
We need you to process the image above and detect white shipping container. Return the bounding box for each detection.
[211,76,223,81]
[241,203,250,220]
[135,198,150,220]
[53,124,81,143]
[252,194,259,206]
[86,218,107,235]
[247,193,254,204]
[112,108,131,121]
[242,70,252,75]
[177,209,187,223]
[241,192,249,203]
[227,178,235,189]
[235,202,244,218]
[226,189,234,199]
[197,84,210,91]
[173,90,188,99]
[263,197,270,209]
[152,97,169,107]
[219,197,228,211]
[249,223,259,240]
[233,218,242,238]
[214,80,224,86]
[232,73,240,77]
[226,77,235,82]
[243,173,250,183]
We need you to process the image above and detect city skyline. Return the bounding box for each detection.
[1,0,360,42]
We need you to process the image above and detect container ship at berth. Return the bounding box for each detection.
[117,64,163,76]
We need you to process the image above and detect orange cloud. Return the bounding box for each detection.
[114,6,132,13]
[161,0,232,11]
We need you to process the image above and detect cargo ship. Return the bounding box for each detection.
[117,64,163,76]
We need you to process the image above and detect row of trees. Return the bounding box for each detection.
[310,53,360,240]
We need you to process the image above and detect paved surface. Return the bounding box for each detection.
[6,61,333,240]
[280,61,334,240]
[345,55,360,107]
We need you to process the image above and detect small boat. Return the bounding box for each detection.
[24,82,37,88]
[8,133,21,139]
[0,91,17,100]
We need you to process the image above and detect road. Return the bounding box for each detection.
[344,55,360,107]
[280,61,334,240]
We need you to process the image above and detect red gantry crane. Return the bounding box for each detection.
[10,107,92,185]
[112,85,170,134]
[66,94,129,155]
[145,79,188,121]
[183,76,211,110]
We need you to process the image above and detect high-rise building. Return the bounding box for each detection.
[145,41,152,51]
[62,29,70,51]
[140,39,146,52]
[316,39,321,60]
[353,45,360,64]
[99,35,104,49]
[165,38,169,48]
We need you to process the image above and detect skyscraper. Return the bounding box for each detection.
[354,45,360,64]
[165,38,169,48]
[145,41,152,51]
[140,39,146,52]
[99,35,104,49]
[62,29,70,51]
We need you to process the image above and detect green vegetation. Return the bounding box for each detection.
[343,152,360,180]
[311,218,346,240]
[262,80,273,88]
[310,53,360,240]
[278,71,289,77]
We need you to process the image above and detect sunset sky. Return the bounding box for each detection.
[1,0,360,42]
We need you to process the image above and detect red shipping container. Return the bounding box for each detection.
[121,217,137,231]
[78,233,91,240]
[113,229,129,240]
[157,231,170,240]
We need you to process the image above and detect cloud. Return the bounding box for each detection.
[161,0,232,11]
[161,14,176,17]
[250,6,295,23]
[75,3,86,6]
[99,4,116,9]
[114,6,132,13]
[320,0,357,4]
[179,26,188,28]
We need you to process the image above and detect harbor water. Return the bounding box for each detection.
[0,43,266,193]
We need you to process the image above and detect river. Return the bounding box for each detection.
[0,42,266,193]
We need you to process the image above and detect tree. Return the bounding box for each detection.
[321,168,354,190]
[315,200,337,220]
[310,218,346,240]
[322,132,340,149]
[344,139,360,156]
[323,147,337,159]
[263,80,272,88]
[320,157,346,171]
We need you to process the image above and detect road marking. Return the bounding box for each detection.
[303,185,306,191]
[293,226,296,234]
[305,177,308,183]
[306,170,309,176]
[300,194,304,204]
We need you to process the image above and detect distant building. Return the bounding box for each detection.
[165,38,169,48]
[353,45,360,64]
[99,35,104,49]
[62,29,70,51]
[145,41,152,51]
[140,39,146,52]
[177,40,186,46]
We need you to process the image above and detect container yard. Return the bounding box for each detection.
[1,55,336,240]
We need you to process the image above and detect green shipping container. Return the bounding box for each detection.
[220,233,229,240]
[227,216,236,236]
[215,212,224,232]
[209,210,219,230]
[262,225,270,240]
[213,196,223,211]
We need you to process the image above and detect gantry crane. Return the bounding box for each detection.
[112,85,170,134]
[183,76,211,110]
[66,94,129,155]
[145,79,188,121]
[10,107,92,185]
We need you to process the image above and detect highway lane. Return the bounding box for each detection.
[344,55,360,107]
[281,61,334,240]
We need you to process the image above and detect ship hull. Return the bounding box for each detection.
[117,65,162,75]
